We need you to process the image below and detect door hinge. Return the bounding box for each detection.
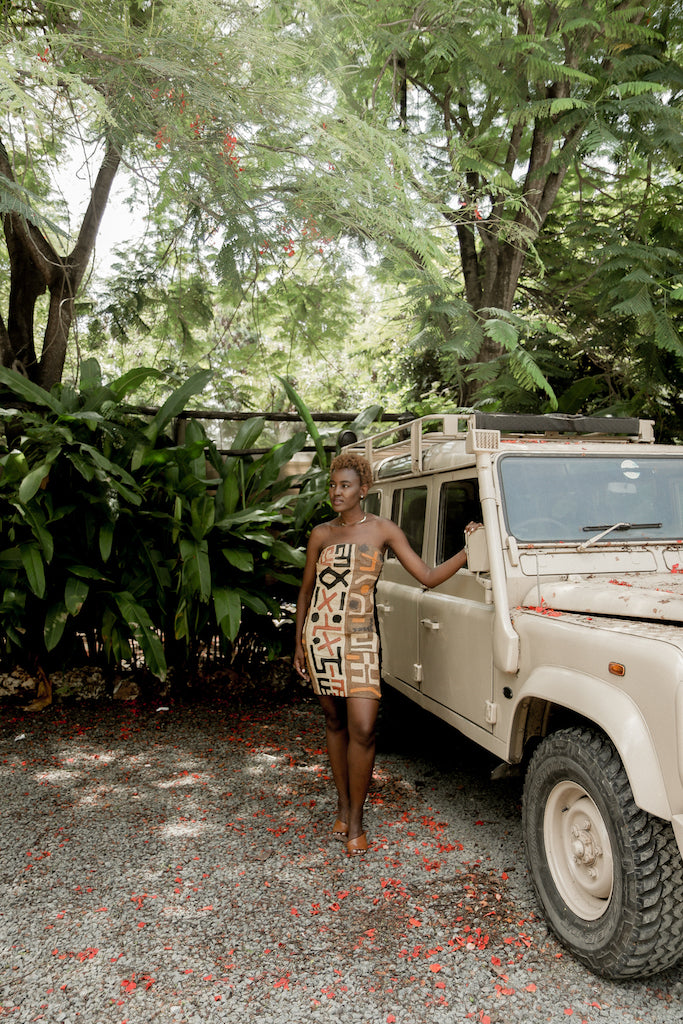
[485,700,498,724]
[413,663,422,683]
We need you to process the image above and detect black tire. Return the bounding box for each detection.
[522,726,683,979]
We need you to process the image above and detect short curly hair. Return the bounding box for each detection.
[330,452,373,488]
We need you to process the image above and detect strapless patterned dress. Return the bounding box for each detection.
[303,542,384,700]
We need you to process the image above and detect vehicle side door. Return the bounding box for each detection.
[418,476,495,728]
[375,483,429,691]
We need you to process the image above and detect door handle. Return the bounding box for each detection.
[420,618,440,630]
[376,603,393,613]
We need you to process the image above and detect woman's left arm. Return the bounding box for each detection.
[384,519,479,589]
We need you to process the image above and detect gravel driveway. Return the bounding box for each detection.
[1,685,682,1024]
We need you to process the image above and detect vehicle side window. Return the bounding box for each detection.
[438,479,481,561]
[387,485,428,557]
[390,490,401,523]
[363,491,381,517]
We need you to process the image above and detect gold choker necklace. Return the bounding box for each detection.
[338,514,367,527]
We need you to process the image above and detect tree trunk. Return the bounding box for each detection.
[0,137,121,388]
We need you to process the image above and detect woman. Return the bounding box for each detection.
[294,452,479,856]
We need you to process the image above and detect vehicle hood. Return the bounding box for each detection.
[522,573,683,624]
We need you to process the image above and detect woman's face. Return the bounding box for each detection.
[329,468,366,514]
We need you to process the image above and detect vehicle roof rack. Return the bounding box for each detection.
[343,412,654,476]
[471,413,645,437]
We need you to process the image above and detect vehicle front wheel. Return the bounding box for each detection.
[522,727,683,978]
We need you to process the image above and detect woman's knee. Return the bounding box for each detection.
[319,696,346,733]
[347,700,378,748]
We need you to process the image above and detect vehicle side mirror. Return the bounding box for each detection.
[466,527,489,572]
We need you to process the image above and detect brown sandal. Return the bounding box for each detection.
[332,819,348,839]
[346,832,368,856]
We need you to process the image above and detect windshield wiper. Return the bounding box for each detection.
[578,522,662,550]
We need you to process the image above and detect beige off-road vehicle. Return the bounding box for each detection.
[346,412,683,980]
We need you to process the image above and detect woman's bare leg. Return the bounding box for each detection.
[346,697,380,841]
[318,695,350,824]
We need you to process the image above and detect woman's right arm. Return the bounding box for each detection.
[293,528,324,679]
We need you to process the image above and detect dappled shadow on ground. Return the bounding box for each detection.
[1,691,681,1023]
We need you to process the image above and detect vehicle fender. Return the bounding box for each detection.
[514,667,671,821]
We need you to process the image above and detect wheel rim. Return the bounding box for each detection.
[543,780,614,920]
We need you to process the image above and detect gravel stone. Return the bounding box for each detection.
[1,688,683,1023]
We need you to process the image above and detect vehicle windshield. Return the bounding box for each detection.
[498,454,683,543]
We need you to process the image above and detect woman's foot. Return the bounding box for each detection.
[332,818,348,839]
[346,832,368,856]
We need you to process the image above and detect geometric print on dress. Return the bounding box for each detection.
[306,544,350,696]
[304,542,383,699]
[345,545,383,698]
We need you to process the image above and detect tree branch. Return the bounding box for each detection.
[0,134,61,285]
[68,137,121,289]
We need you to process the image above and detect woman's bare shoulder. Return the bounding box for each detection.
[365,515,402,546]
[308,521,337,552]
[367,514,400,533]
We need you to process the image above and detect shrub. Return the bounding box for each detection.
[0,360,307,685]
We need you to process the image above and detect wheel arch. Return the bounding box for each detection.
[510,667,671,821]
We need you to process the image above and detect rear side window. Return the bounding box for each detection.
[437,479,481,561]
[363,491,381,517]
[388,485,427,557]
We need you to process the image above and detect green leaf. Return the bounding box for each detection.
[231,417,266,450]
[483,319,519,350]
[174,601,190,641]
[80,444,138,487]
[221,547,254,572]
[185,418,209,477]
[180,537,212,600]
[107,477,143,506]
[65,576,90,616]
[0,366,63,413]
[0,587,25,612]
[349,405,384,433]
[269,539,306,567]
[70,564,111,580]
[215,506,281,528]
[0,450,29,483]
[239,530,278,546]
[18,465,50,504]
[44,602,69,651]
[145,369,213,443]
[276,376,328,469]
[114,592,167,680]
[213,587,242,641]
[245,432,307,494]
[265,568,305,587]
[99,522,114,562]
[67,452,96,482]
[218,472,240,515]
[0,175,68,238]
[78,357,103,392]
[190,495,215,540]
[19,544,45,597]
[28,518,54,562]
[509,348,558,407]
[238,591,269,615]
[108,366,165,402]
[0,548,23,568]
